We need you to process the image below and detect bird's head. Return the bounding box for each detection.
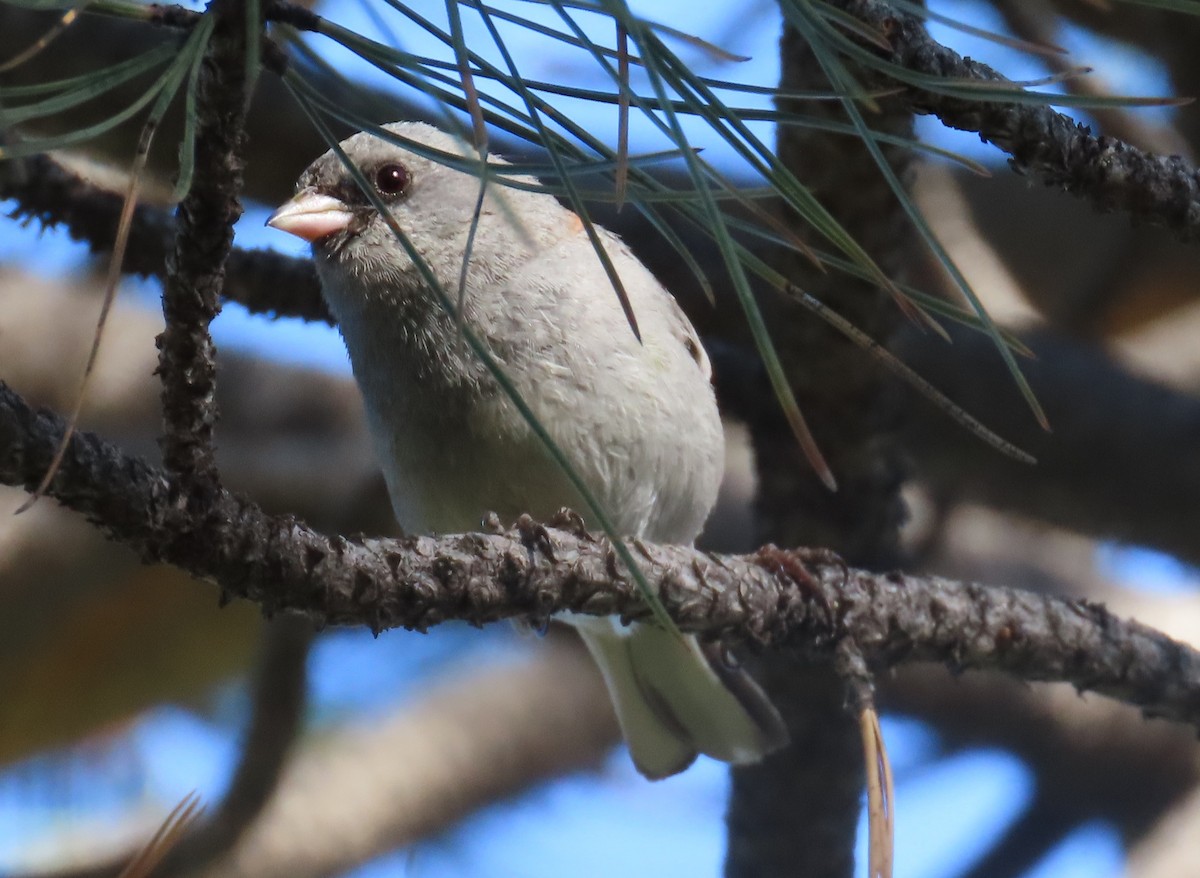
[268,122,498,280]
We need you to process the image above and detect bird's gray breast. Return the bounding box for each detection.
[318,236,723,544]
[324,278,567,535]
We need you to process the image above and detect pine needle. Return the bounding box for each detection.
[116,792,205,878]
[861,706,895,878]
[16,115,157,513]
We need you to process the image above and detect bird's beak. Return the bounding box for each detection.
[266,188,354,243]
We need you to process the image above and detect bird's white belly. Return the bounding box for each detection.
[366,388,666,538]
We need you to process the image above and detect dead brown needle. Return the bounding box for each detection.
[16,116,157,514]
[0,4,86,74]
[116,791,205,878]
[861,705,895,878]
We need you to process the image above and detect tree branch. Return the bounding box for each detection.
[2,380,1199,730]
[156,0,251,488]
[0,154,330,323]
[1129,784,1200,878]
[162,618,313,875]
[990,0,1192,160]
[724,4,921,874]
[844,0,1200,242]
[725,665,861,878]
[1042,1,1200,150]
[196,639,616,878]
[28,619,313,878]
[894,324,1200,569]
[955,791,1078,878]
[711,316,1200,572]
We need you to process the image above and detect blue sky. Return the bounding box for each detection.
[0,1,1193,875]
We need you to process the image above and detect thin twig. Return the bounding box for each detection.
[156,0,252,489]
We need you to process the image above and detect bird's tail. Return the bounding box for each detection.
[572,617,788,780]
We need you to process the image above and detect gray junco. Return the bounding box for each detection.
[268,121,786,778]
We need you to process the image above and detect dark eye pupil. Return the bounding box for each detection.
[375,163,409,195]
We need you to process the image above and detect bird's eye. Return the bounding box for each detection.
[375,163,411,196]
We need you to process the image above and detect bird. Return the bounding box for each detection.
[267,121,787,779]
